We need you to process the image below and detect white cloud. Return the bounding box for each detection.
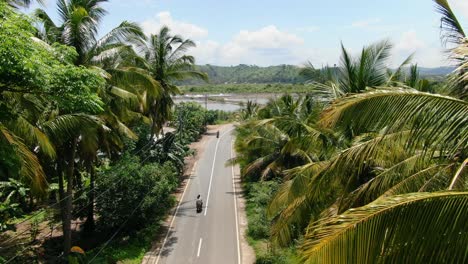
[393,31,447,68]
[141,11,208,39]
[395,31,425,52]
[451,0,468,19]
[191,25,307,66]
[351,18,381,28]
[232,25,304,48]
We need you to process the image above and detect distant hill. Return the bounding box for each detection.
[180,64,453,85]
[417,66,455,76]
[181,64,306,85]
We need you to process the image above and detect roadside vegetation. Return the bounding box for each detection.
[0,0,219,262]
[234,1,467,263]
[1,0,466,263]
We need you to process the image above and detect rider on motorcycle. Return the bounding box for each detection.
[196,194,203,212]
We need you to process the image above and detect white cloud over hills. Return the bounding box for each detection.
[141,11,458,67]
[141,12,310,66]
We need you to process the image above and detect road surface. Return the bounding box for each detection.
[153,125,242,264]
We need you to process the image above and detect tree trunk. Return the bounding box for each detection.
[63,138,77,257]
[57,156,66,236]
[84,157,96,233]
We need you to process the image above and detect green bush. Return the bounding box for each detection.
[173,102,207,144]
[95,155,178,231]
[245,181,280,240]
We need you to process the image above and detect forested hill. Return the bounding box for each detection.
[180,64,454,85]
[181,64,307,84]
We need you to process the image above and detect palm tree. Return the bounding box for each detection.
[6,0,43,8]
[267,1,468,261]
[136,26,208,139]
[34,0,151,252]
[300,40,413,101]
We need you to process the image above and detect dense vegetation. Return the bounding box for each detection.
[1,0,466,263]
[235,1,467,263]
[181,64,308,85]
[0,0,213,262]
[180,83,321,94]
[180,64,454,86]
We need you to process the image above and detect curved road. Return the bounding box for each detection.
[149,125,242,264]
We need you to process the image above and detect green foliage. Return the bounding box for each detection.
[173,102,207,144]
[301,192,468,263]
[181,64,309,85]
[205,109,232,124]
[244,181,300,264]
[95,155,178,231]
[146,132,187,173]
[246,181,279,240]
[180,83,318,94]
[0,3,105,113]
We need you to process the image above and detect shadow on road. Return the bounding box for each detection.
[159,230,178,257]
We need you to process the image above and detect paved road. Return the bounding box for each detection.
[155,125,241,264]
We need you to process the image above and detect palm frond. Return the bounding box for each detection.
[320,89,468,157]
[0,125,47,196]
[301,192,468,264]
[434,0,466,45]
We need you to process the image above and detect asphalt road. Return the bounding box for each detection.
[155,125,241,264]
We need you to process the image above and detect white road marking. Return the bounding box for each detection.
[204,126,235,216]
[155,162,197,264]
[197,238,203,257]
[231,140,242,264]
[204,138,219,216]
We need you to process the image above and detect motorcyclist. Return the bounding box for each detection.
[196,194,203,212]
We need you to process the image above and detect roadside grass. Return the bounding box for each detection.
[84,200,173,263]
[244,181,300,264]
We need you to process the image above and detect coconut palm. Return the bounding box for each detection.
[33,0,152,252]
[6,0,42,8]
[300,40,413,101]
[267,1,468,261]
[135,26,208,139]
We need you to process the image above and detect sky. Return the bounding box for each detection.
[27,0,468,68]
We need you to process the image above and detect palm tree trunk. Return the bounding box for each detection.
[84,157,96,233]
[63,137,77,257]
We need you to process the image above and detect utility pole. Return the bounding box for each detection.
[204,94,208,128]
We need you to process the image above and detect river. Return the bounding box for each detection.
[174,94,273,111]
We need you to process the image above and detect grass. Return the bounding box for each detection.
[244,181,300,264]
[84,216,164,263]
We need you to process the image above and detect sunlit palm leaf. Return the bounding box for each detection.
[320,89,468,157]
[301,192,468,264]
[434,0,466,45]
[0,125,47,196]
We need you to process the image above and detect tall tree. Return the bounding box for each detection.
[137,26,208,139]
[33,0,149,253]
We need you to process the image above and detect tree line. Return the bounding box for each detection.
[1,0,211,262]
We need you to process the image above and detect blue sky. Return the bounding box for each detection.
[28,0,468,67]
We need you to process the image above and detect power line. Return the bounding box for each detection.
[87,192,147,263]
[3,154,153,263]
[7,140,154,230]
[1,142,155,247]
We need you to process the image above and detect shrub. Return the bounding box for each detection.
[246,181,280,240]
[95,155,178,231]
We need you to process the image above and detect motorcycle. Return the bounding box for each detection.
[196,199,203,213]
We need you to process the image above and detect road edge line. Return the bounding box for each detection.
[231,139,242,264]
[154,161,197,264]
